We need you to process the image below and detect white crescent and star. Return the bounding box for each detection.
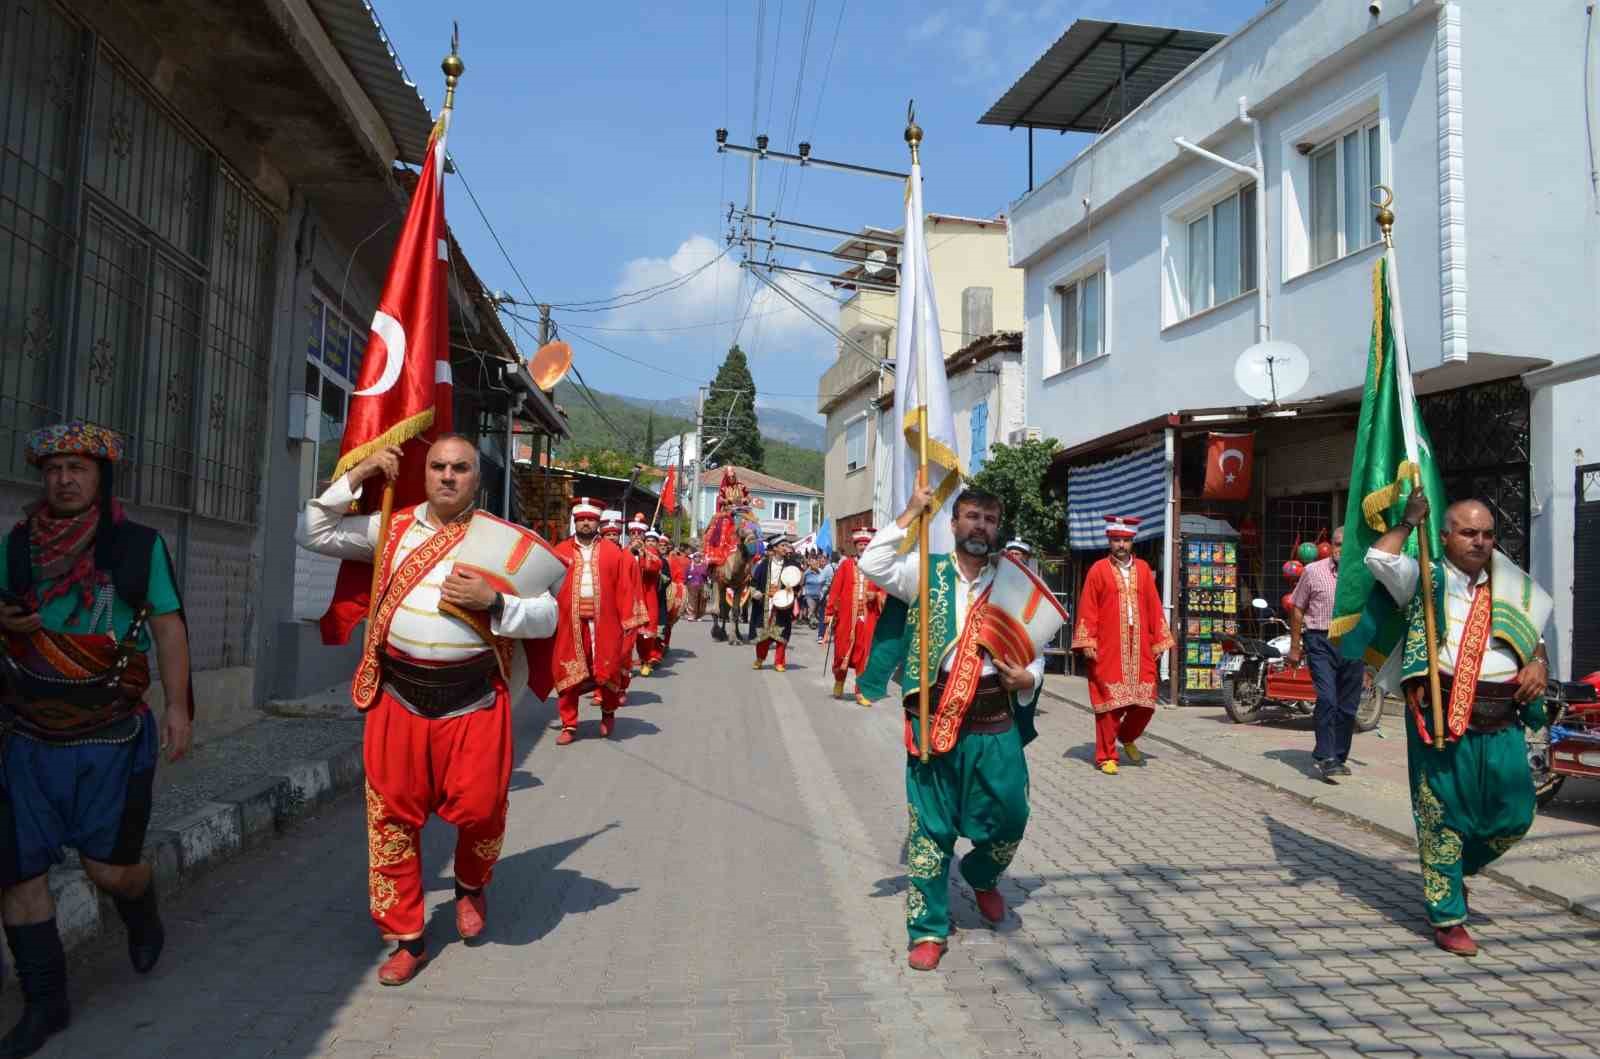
[1218,447,1246,485]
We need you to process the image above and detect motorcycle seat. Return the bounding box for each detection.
[1261,644,1282,660]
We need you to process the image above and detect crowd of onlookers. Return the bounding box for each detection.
[677,544,841,630]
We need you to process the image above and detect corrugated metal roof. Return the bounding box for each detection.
[307,0,435,164]
[979,20,1224,134]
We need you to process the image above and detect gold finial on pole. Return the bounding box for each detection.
[1373,185,1395,248]
[441,22,465,112]
[905,99,922,165]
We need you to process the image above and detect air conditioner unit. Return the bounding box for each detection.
[1007,426,1041,445]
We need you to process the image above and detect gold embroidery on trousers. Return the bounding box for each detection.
[370,871,399,915]
[1414,779,1462,905]
[1485,833,1523,856]
[472,832,505,863]
[366,782,418,868]
[987,839,1022,870]
[906,887,928,924]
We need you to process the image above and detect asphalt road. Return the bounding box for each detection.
[17,621,1600,1058]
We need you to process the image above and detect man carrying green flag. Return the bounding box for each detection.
[1334,255,1552,957]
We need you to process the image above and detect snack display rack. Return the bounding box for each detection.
[1179,535,1240,706]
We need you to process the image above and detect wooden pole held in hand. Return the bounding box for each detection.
[1410,467,1446,749]
[368,480,397,624]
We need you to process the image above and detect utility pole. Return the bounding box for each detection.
[674,429,686,546]
[538,303,552,344]
[690,385,705,542]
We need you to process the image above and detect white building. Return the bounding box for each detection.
[993,3,1599,687]
[816,215,1025,546]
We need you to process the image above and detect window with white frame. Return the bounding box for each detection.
[844,415,867,472]
[1183,185,1257,316]
[772,500,797,521]
[1054,269,1105,371]
[1309,118,1383,268]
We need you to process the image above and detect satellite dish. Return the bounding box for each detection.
[864,248,893,278]
[1234,340,1310,405]
[528,340,572,391]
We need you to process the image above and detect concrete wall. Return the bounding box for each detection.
[1529,365,1600,680]
[821,386,880,531]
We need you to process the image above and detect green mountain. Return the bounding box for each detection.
[550,381,824,490]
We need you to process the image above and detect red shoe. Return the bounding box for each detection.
[599,713,616,738]
[1434,924,1478,957]
[377,945,428,985]
[556,727,578,746]
[907,940,947,971]
[974,888,1006,924]
[456,892,487,940]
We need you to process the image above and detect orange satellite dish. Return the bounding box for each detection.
[528,340,572,390]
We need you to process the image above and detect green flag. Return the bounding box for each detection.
[1330,255,1446,666]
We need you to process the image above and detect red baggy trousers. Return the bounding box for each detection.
[1094,705,1155,765]
[363,686,513,940]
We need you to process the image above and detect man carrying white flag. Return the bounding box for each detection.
[858,111,1044,973]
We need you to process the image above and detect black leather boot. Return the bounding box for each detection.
[0,921,70,1059]
[114,880,165,974]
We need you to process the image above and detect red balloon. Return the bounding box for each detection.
[1282,559,1305,580]
[1316,542,1333,559]
[1281,593,1295,613]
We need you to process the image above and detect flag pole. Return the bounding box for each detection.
[1375,190,1445,750]
[907,110,932,764]
[368,31,464,621]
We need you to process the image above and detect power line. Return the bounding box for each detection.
[790,0,847,216]
[558,306,790,334]
[452,156,542,309]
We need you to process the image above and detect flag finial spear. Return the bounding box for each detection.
[904,99,922,164]
[441,23,465,112]
[1374,184,1395,248]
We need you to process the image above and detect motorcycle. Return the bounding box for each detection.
[1219,598,1385,732]
[1528,673,1600,807]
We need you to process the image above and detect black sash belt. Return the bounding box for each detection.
[903,674,1013,735]
[381,653,498,718]
[1408,673,1521,732]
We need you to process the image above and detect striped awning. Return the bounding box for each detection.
[1066,444,1168,550]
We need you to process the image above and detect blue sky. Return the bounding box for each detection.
[378,0,1253,426]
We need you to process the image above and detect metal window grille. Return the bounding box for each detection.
[1,3,276,525]
[0,0,79,476]
[1418,379,1530,568]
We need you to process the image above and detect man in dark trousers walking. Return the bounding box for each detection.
[1287,526,1365,783]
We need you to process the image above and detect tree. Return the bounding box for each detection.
[702,344,765,471]
[967,438,1065,553]
[643,409,657,465]
[556,446,637,479]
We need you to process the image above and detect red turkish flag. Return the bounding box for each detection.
[659,467,677,516]
[319,112,456,645]
[1202,432,1254,500]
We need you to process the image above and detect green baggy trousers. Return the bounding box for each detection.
[903,717,1030,944]
[1406,719,1535,928]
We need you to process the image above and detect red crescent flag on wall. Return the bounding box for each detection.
[659,467,677,516]
[1202,432,1254,501]
[319,111,456,645]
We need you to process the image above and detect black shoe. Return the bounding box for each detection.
[1313,759,1339,785]
[1334,762,1353,777]
[115,882,166,974]
[1,921,70,1059]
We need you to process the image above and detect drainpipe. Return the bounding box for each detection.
[1174,96,1270,344]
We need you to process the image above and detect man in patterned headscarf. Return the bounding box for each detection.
[0,421,194,1055]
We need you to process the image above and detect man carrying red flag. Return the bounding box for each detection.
[298,438,559,985]
[629,515,663,675]
[825,527,887,706]
[1072,516,1175,775]
[539,498,635,745]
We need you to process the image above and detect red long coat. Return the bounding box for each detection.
[635,547,663,631]
[1071,556,1175,712]
[534,536,635,695]
[666,553,690,620]
[824,558,885,675]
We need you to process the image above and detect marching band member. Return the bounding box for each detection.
[1072,516,1174,776]
[749,540,802,672]
[545,498,637,745]
[859,486,1044,972]
[298,437,559,985]
[825,527,886,706]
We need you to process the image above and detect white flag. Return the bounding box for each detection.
[891,158,963,555]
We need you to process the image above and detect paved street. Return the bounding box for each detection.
[19,621,1600,1058]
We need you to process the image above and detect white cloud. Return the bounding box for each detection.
[599,234,844,360]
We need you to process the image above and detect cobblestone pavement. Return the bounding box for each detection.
[16,623,1600,1058]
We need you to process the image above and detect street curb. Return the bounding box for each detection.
[1042,688,1600,924]
[53,737,366,963]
